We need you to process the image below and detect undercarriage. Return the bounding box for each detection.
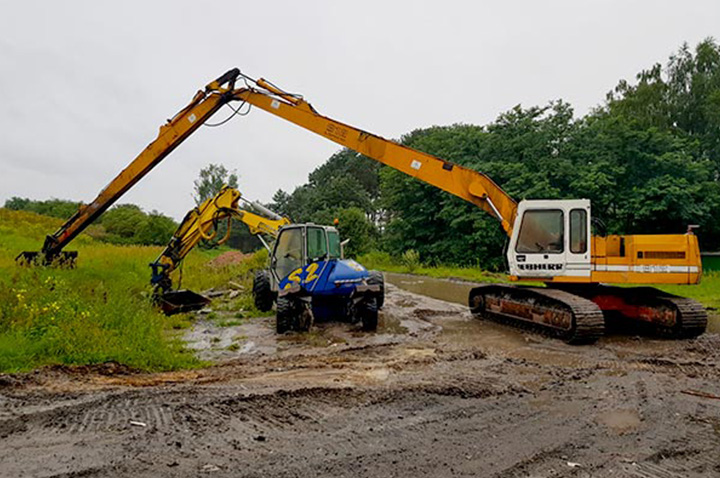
[469,283,707,344]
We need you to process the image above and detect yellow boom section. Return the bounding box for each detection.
[36,71,241,260]
[230,81,518,235]
[150,186,290,292]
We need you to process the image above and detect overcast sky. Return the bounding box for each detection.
[1,1,718,220]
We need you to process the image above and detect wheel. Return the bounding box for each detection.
[360,297,379,332]
[276,296,295,334]
[276,296,314,333]
[367,270,385,309]
[253,270,275,312]
[295,302,314,332]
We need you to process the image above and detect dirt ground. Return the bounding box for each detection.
[1,278,720,478]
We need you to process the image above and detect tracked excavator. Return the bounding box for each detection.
[20,68,707,343]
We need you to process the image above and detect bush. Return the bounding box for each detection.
[401,249,420,272]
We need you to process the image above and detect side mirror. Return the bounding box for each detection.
[340,239,350,259]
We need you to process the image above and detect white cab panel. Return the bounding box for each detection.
[507,199,591,278]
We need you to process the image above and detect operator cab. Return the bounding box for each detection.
[507,199,591,279]
[272,224,341,281]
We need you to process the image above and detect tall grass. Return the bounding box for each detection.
[0,209,265,373]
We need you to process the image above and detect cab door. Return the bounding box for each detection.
[272,226,305,281]
[507,199,591,279]
[565,202,591,278]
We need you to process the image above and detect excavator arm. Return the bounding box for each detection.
[21,67,515,266]
[18,70,241,265]
[229,75,518,235]
[150,185,290,295]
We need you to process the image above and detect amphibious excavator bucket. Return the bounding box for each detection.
[157,290,211,316]
[16,251,78,268]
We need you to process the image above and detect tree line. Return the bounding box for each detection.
[268,39,720,269]
[3,163,260,251]
[3,197,178,246]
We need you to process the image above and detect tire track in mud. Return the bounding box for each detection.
[0,377,519,441]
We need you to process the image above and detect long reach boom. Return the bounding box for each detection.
[18,68,515,265]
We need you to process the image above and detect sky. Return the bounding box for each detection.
[0,0,718,220]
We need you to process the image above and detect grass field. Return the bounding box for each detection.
[0,209,267,373]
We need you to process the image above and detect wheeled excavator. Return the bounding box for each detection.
[20,68,707,343]
[150,184,385,332]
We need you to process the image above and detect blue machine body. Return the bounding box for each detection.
[278,258,369,321]
[270,223,378,322]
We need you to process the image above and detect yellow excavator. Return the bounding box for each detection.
[20,68,707,343]
[150,185,290,314]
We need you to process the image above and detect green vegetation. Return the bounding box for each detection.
[0,209,265,373]
[3,198,178,247]
[358,251,507,284]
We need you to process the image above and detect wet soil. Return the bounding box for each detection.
[1,279,720,477]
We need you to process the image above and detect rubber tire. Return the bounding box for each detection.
[360,297,379,332]
[367,270,385,309]
[253,270,275,312]
[295,303,314,332]
[276,296,295,334]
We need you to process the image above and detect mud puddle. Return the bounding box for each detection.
[384,272,475,305]
[183,284,441,363]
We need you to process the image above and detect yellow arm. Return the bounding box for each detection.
[36,70,241,261]
[230,78,518,235]
[25,68,515,266]
[150,186,290,292]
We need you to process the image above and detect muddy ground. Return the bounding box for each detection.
[1,276,720,478]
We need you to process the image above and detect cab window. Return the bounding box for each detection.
[307,227,328,261]
[274,228,303,279]
[570,209,588,254]
[516,210,564,253]
[327,230,341,259]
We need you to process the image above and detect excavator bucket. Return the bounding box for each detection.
[16,251,78,268]
[158,290,211,316]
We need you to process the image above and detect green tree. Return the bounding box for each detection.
[193,164,239,206]
[4,197,80,219]
[334,207,377,257]
[135,211,178,246]
[101,204,148,243]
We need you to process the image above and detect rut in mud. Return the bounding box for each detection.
[1,281,720,478]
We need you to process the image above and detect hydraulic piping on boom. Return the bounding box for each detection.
[151,186,290,315]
